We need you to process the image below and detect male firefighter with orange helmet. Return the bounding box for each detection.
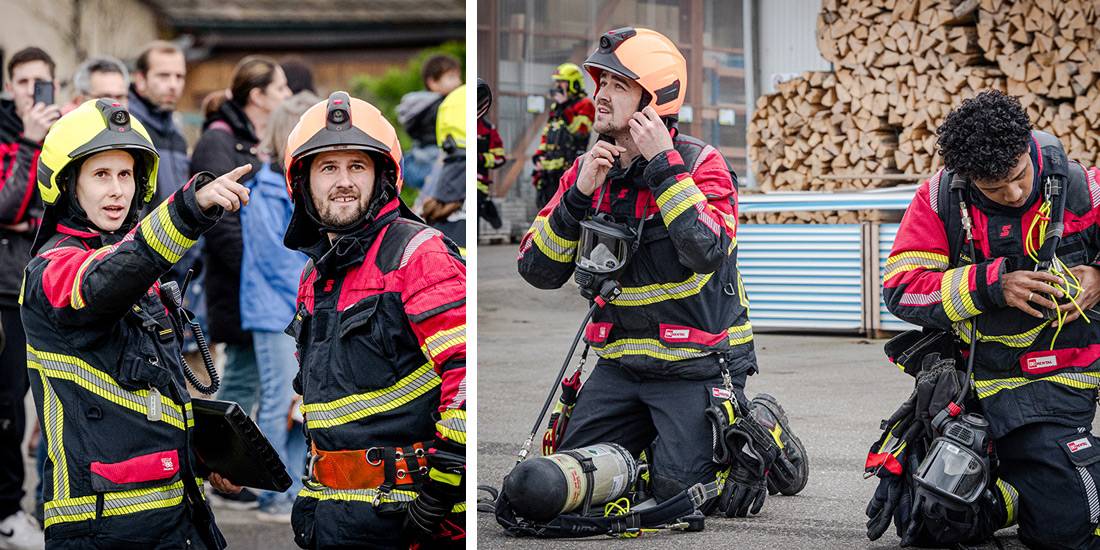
[517,28,809,520]
[22,99,250,548]
[282,92,466,549]
[531,63,595,210]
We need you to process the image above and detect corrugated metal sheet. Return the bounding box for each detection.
[739,224,865,330]
[876,223,918,332]
[739,188,917,213]
[754,0,832,96]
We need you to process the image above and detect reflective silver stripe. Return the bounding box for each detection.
[43,496,96,527]
[1079,466,1100,523]
[302,364,441,428]
[884,254,949,274]
[140,204,194,263]
[400,229,441,269]
[955,319,1048,348]
[593,339,710,361]
[103,482,185,517]
[425,325,465,359]
[36,368,69,499]
[899,290,941,306]
[1087,166,1100,209]
[657,182,703,221]
[298,486,417,504]
[728,323,753,345]
[696,205,723,235]
[616,273,712,306]
[530,216,576,263]
[975,371,1100,399]
[929,169,943,214]
[28,348,187,429]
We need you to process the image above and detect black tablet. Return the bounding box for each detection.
[191,398,293,492]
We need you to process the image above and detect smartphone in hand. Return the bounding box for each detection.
[33,79,53,106]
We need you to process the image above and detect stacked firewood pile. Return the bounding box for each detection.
[747,0,1100,200]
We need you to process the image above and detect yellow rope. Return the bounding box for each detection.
[603,498,658,538]
[1024,201,1090,349]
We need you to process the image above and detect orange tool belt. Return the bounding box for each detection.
[308,441,430,490]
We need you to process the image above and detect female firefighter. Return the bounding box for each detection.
[22,99,250,548]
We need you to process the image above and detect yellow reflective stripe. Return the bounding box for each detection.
[593,338,711,362]
[528,215,576,263]
[43,481,186,527]
[69,247,111,310]
[955,319,1049,348]
[540,158,566,171]
[140,202,196,263]
[975,372,1100,399]
[36,370,69,500]
[302,362,440,429]
[656,178,706,223]
[451,502,466,513]
[425,324,465,361]
[567,115,591,133]
[941,265,980,322]
[996,479,1018,527]
[42,496,96,528]
[28,345,187,430]
[298,486,417,504]
[728,322,754,346]
[429,468,462,486]
[883,250,950,281]
[437,408,466,445]
[103,481,184,517]
[616,272,713,306]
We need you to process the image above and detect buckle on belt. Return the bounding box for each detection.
[303,452,325,491]
[365,447,384,466]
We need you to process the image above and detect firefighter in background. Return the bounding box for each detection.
[282,92,466,549]
[419,85,466,250]
[531,63,594,210]
[477,110,505,230]
[22,99,250,548]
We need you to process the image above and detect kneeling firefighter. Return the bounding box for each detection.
[869,90,1100,548]
[23,99,252,548]
[282,92,466,549]
[501,27,809,534]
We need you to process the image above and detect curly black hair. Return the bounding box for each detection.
[936,90,1032,183]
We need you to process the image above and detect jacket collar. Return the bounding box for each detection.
[298,199,401,276]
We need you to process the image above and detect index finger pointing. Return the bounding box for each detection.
[225,164,253,181]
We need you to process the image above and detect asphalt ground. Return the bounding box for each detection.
[475,243,1031,550]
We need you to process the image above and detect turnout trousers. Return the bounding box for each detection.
[557,359,747,501]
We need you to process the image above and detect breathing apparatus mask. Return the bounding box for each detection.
[913,413,991,506]
[574,213,640,300]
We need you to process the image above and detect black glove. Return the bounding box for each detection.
[405,486,454,542]
[866,469,915,540]
[404,440,464,544]
[718,464,767,518]
[914,354,967,439]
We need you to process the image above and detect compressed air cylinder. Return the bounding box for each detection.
[502,443,638,521]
